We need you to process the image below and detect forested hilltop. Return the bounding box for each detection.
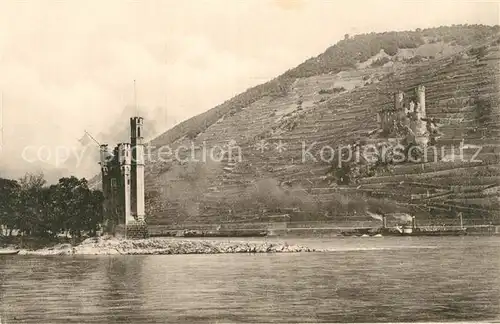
[147,24,499,145]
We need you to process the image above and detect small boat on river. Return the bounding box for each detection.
[0,250,20,255]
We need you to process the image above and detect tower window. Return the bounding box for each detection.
[137,128,141,138]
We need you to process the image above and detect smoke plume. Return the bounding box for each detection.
[366,210,383,221]
[391,213,413,222]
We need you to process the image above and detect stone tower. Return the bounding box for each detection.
[414,85,428,146]
[394,90,404,111]
[117,142,132,224]
[416,85,426,119]
[130,116,145,221]
[99,116,148,238]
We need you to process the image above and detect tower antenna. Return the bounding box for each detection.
[0,92,3,153]
[133,79,137,116]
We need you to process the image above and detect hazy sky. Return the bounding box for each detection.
[0,0,498,171]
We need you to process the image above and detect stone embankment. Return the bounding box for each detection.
[18,236,317,255]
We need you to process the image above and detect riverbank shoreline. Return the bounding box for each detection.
[15,236,317,255]
[149,225,500,238]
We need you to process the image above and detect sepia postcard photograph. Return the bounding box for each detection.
[0,0,499,323]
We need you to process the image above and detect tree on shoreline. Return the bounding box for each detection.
[0,172,104,238]
[0,178,21,236]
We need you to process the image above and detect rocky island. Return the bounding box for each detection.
[17,236,317,255]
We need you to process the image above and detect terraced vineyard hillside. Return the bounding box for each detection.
[138,26,500,230]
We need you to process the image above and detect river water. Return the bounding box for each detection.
[0,236,499,323]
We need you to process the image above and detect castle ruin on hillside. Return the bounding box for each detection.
[377,85,429,145]
[99,116,148,238]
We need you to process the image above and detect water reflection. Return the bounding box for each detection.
[102,256,147,323]
[0,237,499,323]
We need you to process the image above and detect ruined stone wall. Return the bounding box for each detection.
[100,145,128,233]
[377,85,428,144]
